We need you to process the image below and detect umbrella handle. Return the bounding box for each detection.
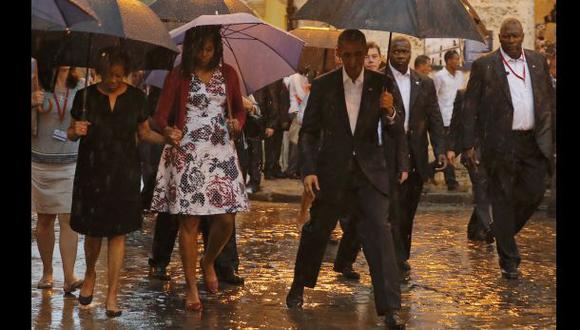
[81,33,93,121]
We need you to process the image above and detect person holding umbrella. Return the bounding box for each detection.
[68,47,166,317]
[150,25,248,311]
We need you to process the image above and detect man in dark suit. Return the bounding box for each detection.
[264,79,291,179]
[447,90,494,243]
[286,29,409,328]
[385,37,447,277]
[463,18,555,279]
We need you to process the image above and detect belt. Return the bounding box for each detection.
[512,130,534,136]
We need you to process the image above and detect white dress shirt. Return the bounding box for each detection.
[433,67,465,127]
[342,67,365,135]
[389,62,411,131]
[499,47,535,130]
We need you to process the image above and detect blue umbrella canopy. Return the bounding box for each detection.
[149,0,258,23]
[32,0,100,29]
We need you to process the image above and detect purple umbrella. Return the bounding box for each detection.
[32,0,100,29]
[145,13,305,96]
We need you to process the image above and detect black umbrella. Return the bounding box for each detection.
[149,0,258,23]
[293,0,487,42]
[32,0,179,117]
[289,26,341,73]
[32,0,100,29]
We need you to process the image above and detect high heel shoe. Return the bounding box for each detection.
[64,279,84,295]
[78,294,93,305]
[199,258,219,294]
[105,309,122,318]
[184,299,203,312]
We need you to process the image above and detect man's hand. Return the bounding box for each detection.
[303,175,320,199]
[31,91,44,107]
[163,126,183,146]
[380,90,395,116]
[435,154,448,171]
[446,150,456,165]
[464,147,479,169]
[265,128,275,138]
[399,171,409,184]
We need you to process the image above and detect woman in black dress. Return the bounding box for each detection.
[67,48,165,317]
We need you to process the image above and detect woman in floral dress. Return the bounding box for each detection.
[151,25,248,311]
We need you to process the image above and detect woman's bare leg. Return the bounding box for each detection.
[105,235,125,312]
[57,213,80,288]
[179,216,201,304]
[201,213,235,289]
[36,213,57,286]
[79,236,102,298]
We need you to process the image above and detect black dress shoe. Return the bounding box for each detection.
[150,266,171,281]
[384,309,406,329]
[106,309,122,318]
[286,283,304,309]
[333,265,360,280]
[78,294,93,306]
[501,266,519,280]
[468,230,488,242]
[219,271,245,285]
[246,184,260,194]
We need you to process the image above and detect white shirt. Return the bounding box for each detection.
[389,62,411,131]
[342,67,365,135]
[500,47,535,130]
[287,73,309,115]
[433,67,465,127]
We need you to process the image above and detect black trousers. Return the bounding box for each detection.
[291,161,401,314]
[463,151,492,238]
[333,216,361,270]
[391,169,424,263]
[485,132,547,269]
[429,127,458,187]
[246,138,263,186]
[140,142,164,210]
[148,214,240,274]
[264,128,284,175]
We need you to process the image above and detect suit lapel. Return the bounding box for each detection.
[333,69,352,136]
[524,50,541,113]
[385,67,405,118]
[409,70,420,115]
[492,50,513,107]
[353,70,373,137]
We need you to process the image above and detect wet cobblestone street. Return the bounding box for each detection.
[32,202,555,329]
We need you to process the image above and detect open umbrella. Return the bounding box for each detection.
[293,0,487,42]
[149,0,258,23]
[289,26,341,74]
[32,0,100,29]
[32,0,179,117]
[146,13,305,96]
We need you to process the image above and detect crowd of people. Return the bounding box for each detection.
[32,17,555,328]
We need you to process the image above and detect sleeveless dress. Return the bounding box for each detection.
[151,65,249,215]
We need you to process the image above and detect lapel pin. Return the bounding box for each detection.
[532,65,536,68]
[415,81,420,85]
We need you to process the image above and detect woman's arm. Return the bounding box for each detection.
[138,119,167,145]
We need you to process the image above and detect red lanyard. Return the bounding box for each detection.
[53,88,69,122]
[500,51,526,83]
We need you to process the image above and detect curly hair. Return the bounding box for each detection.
[181,25,223,77]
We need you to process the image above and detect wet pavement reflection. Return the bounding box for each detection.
[32,202,555,329]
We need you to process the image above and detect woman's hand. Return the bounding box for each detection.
[31,91,44,107]
[227,119,241,135]
[163,126,183,146]
[72,121,91,137]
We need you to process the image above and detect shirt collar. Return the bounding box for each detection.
[342,67,365,85]
[500,47,525,63]
[389,62,410,77]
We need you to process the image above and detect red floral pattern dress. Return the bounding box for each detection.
[151,65,248,215]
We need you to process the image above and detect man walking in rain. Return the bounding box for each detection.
[286,29,409,329]
[462,17,555,279]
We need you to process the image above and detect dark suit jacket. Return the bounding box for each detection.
[253,85,279,130]
[448,89,465,153]
[462,49,555,161]
[385,67,446,181]
[299,68,409,201]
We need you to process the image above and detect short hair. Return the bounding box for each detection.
[390,36,411,49]
[181,25,224,77]
[367,41,381,55]
[95,47,131,76]
[338,29,367,48]
[444,50,459,63]
[414,55,431,68]
[500,17,524,34]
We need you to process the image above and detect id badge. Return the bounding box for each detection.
[52,129,68,142]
